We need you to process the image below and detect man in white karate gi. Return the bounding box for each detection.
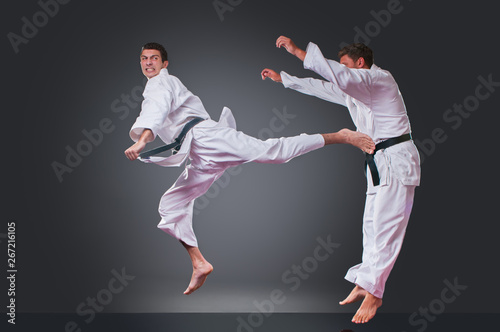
[125,42,376,295]
[261,36,420,324]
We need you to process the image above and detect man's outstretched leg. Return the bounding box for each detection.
[181,241,213,295]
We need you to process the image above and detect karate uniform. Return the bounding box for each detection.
[130,68,324,247]
[281,42,421,298]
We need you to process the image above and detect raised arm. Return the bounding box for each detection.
[303,42,373,104]
[280,71,348,107]
[261,68,347,107]
[276,36,306,62]
[261,68,283,82]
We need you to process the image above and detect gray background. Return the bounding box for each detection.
[2,0,498,318]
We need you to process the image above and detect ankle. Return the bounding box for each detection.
[338,129,350,144]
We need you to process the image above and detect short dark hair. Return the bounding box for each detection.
[141,42,168,62]
[338,43,373,68]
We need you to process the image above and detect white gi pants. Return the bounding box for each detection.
[156,119,325,247]
[345,146,416,299]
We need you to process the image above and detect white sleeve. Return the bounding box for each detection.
[129,78,173,142]
[281,71,347,107]
[303,42,373,105]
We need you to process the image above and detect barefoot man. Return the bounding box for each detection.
[125,42,375,295]
[261,36,420,323]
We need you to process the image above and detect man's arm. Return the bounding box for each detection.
[129,77,174,142]
[276,36,306,62]
[303,42,372,104]
[261,68,282,82]
[276,36,373,104]
[261,68,347,107]
[125,129,154,161]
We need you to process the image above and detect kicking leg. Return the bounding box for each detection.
[190,125,375,169]
[181,241,213,295]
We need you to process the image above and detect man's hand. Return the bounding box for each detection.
[124,129,154,161]
[276,36,306,61]
[125,141,147,161]
[261,68,282,83]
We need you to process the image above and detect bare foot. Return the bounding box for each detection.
[180,243,214,295]
[321,129,375,153]
[352,293,382,324]
[183,261,213,295]
[339,285,367,305]
[340,129,375,154]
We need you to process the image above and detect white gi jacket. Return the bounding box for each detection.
[281,42,420,190]
[129,68,215,167]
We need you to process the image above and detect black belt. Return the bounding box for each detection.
[139,117,205,159]
[365,133,412,186]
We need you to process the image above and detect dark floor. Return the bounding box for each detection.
[3,313,498,332]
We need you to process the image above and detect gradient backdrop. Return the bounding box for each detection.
[2,0,499,330]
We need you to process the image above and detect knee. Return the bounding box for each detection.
[158,204,179,218]
[158,206,168,218]
[158,194,182,216]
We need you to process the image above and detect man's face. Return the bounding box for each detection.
[340,55,364,69]
[140,49,168,79]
